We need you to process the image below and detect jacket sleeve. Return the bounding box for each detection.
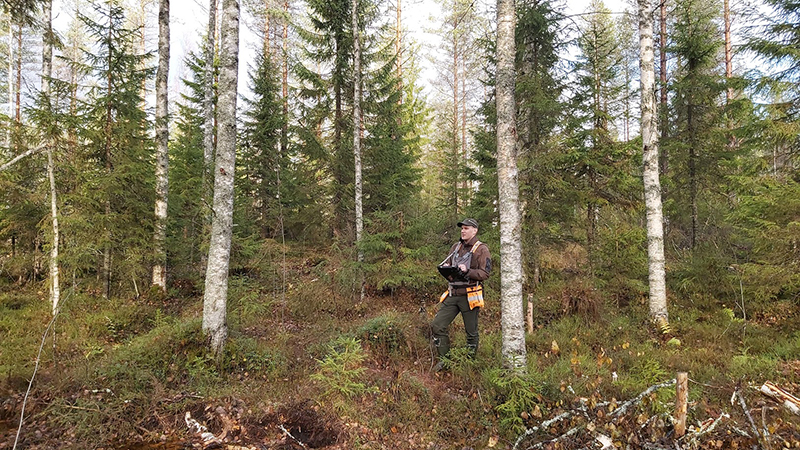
[467,245,491,281]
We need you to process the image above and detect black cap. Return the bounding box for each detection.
[457,218,479,229]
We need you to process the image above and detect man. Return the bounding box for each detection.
[431,218,492,371]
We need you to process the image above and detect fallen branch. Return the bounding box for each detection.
[279,424,308,449]
[735,388,769,450]
[759,381,800,416]
[513,380,676,450]
[612,379,676,418]
[684,412,729,447]
[58,404,102,413]
[0,144,45,172]
[512,410,577,449]
[184,411,221,447]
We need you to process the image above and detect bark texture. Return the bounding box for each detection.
[496,0,527,372]
[153,0,170,290]
[203,0,239,357]
[203,0,218,207]
[43,0,60,314]
[638,0,668,323]
[352,0,364,300]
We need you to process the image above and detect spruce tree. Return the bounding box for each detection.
[168,50,208,279]
[239,48,286,240]
[563,0,632,266]
[75,2,154,298]
[665,0,727,249]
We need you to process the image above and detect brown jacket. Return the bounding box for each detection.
[445,235,492,285]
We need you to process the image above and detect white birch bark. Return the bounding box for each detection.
[152,0,170,290]
[203,0,239,357]
[42,0,60,314]
[7,20,12,148]
[638,0,668,323]
[352,0,364,301]
[202,0,217,211]
[496,0,527,372]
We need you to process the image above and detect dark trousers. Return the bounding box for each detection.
[431,294,479,359]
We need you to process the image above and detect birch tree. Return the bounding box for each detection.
[202,0,217,212]
[638,0,668,325]
[203,0,239,357]
[352,0,364,301]
[496,0,527,371]
[42,0,60,314]
[152,0,169,291]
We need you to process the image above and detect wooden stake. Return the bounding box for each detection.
[526,295,534,334]
[675,372,688,437]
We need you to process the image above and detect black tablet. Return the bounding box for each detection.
[437,265,467,282]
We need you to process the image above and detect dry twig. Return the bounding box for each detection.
[279,424,308,449]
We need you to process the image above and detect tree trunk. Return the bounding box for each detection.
[203,0,239,358]
[638,0,668,324]
[153,0,170,291]
[496,0,527,372]
[353,0,364,302]
[264,0,270,56]
[452,17,459,217]
[461,58,467,194]
[281,0,288,156]
[202,0,218,220]
[15,23,21,124]
[724,0,732,101]
[43,0,60,314]
[103,6,114,300]
[659,0,668,176]
[6,20,11,148]
[396,0,402,102]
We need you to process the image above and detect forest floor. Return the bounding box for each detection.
[1,246,800,449]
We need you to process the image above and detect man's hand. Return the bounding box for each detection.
[458,264,467,272]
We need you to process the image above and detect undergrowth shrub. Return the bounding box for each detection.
[729,350,778,381]
[485,368,543,436]
[619,357,669,395]
[560,280,601,321]
[0,291,50,382]
[227,276,276,329]
[594,219,648,307]
[224,335,286,378]
[669,245,735,309]
[311,336,376,404]
[356,313,406,359]
[91,318,217,392]
[84,298,159,342]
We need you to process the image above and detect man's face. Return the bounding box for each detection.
[460,225,478,241]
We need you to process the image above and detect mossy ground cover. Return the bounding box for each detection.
[1,249,799,449]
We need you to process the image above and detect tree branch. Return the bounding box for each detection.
[0,144,45,172]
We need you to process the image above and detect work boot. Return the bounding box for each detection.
[433,360,448,373]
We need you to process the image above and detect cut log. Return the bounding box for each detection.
[759,381,800,415]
